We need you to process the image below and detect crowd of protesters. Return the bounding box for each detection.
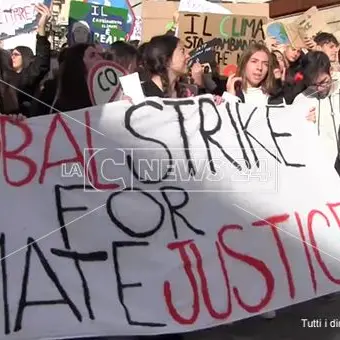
[1,4,340,340]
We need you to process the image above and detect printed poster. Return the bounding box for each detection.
[75,0,136,39]
[68,1,128,47]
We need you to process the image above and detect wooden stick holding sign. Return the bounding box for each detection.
[87,61,127,106]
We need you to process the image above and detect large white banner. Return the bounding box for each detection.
[1,95,340,340]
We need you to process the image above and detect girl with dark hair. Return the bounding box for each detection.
[293,51,332,101]
[31,43,103,116]
[224,43,284,106]
[11,46,34,73]
[104,41,139,73]
[142,35,189,98]
[137,42,149,82]
[56,43,102,112]
[293,51,339,159]
[7,3,52,116]
[0,49,20,115]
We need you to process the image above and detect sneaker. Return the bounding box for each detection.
[261,311,276,319]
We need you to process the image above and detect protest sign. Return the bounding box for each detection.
[119,72,145,104]
[1,96,340,339]
[0,0,51,40]
[130,16,142,41]
[290,6,327,47]
[263,21,291,45]
[178,0,230,15]
[187,38,221,68]
[178,12,267,76]
[264,7,328,49]
[87,60,127,105]
[68,1,128,47]
[75,0,136,39]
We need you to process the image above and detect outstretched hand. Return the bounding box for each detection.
[36,3,51,35]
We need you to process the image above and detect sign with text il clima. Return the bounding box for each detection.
[178,12,267,76]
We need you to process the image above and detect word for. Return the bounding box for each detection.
[2,192,340,335]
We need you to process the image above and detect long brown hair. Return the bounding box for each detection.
[55,43,93,112]
[144,35,186,98]
[0,49,19,114]
[236,43,276,95]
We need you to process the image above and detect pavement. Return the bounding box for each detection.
[185,294,340,340]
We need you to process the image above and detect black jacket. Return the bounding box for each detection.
[4,34,51,116]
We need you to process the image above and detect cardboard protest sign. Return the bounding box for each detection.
[87,60,127,105]
[1,96,340,339]
[290,6,327,47]
[263,21,291,45]
[264,7,328,49]
[68,1,128,47]
[75,0,136,39]
[178,12,267,76]
[0,0,51,40]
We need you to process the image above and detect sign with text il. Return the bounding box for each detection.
[75,0,136,39]
[68,1,128,47]
[178,12,267,76]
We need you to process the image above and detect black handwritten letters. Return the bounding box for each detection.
[125,98,303,179]
[0,98,307,337]
[182,13,265,67]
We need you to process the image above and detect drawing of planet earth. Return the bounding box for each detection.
[266,22,290,45]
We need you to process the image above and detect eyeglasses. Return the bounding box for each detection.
[312,79,332,88]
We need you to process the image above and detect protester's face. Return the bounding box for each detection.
[245,51,269,87]
[285,46,301,63]
[169,41,189,76]
[11,49,23,71]
[313,72,332,97]
[83,45,103,73]
[320,42,339,63]
[273,51,285,72]
[74,27,89,44]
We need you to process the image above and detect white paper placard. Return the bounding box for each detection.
[178,0,231,14]
[87,60,127,106]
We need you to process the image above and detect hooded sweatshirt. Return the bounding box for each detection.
[293,72,340,159]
